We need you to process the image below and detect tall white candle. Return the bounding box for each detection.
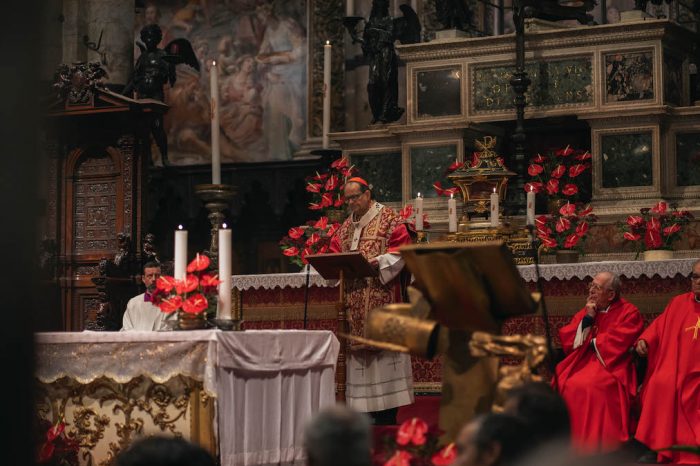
[322,41,332,149]
[415,193,424,231]
[346,0,354,16]
[217,226,232,320]
[490,188,499,228]
[174,226,188,280]
[448,193,457,233]
[526,186,536,226]
[210,60,221,185]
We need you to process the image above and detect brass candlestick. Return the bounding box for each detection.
[194,183,236,264]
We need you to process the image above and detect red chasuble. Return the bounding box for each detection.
[555,298,643,453]
[329,204,412,337]
[636,292,700,464]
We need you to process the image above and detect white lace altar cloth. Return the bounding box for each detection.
[232,258,697,290]
[35,330,340,466]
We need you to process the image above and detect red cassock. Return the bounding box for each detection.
[555,298,644,453]
[635,292,700,464]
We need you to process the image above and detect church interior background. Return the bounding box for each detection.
[21,0,700,463]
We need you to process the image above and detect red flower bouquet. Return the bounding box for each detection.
[535,202,597,251]
[620,201,693,255]
[398,204,431,233]
[306,157,356,212]
[151,253,221,316]
[36,418,80,466]
[279,216,341,267]
[525,146,591,203]
[376,417,455,466]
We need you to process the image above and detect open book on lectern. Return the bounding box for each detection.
[305,251,378,280]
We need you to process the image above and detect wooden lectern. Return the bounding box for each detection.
[306,252,377,402]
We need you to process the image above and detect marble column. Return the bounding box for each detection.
[62,0,88,65]
[85,0,134,87]
[62,0,133,87]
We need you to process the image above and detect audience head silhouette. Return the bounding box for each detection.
[114,436,216,466]
[503,381,571,446]
[305,405,372,466]
[455,413,533,466]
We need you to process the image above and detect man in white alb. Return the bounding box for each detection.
[121,262,175,331]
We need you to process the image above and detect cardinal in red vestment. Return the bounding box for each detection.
[555,271,644,453]
[329,177,414,423]
[634,259,700,464]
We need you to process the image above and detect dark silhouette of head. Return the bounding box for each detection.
[140,24,163,50]
[114,436,216,466]
[305,406,371,466]
[455,413,533,466]
[502,382,571,446]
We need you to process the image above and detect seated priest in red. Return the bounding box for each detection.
[554,271,643,453]
[121,262,175,331]
[634,259,700,464]
[329,177,414,425]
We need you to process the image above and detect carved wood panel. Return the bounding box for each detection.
[73,153,119,253]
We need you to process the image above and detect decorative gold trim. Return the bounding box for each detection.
[35,375,213,466]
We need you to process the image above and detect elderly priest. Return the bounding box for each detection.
[554,272,643,453]
[329,177,414,424]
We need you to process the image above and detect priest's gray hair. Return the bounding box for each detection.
[305,406,371,466]
[607,273,621,299]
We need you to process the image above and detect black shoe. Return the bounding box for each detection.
[369,408,398,426]
[638,450,659,463]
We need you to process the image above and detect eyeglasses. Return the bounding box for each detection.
[345,192,365,202]
[588,283,609,292]
[690,274,700,281]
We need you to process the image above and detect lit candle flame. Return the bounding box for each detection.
[178,224,183,230]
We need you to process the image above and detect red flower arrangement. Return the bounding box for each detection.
[398,204,431,232]
[620,201,693,255]
[525,146,591,202]
[535,202,597,251]
[377,417,456,466]
[36,417,80,466]
[280,157,358,268]
[306,157,356,211]
[279,216,341,267]
[151,253,221,316]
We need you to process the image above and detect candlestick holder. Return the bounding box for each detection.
[194,183,236,265]
[209,288,243,330]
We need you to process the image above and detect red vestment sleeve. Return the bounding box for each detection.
[638,301,669,359]
[594,303,644,371]
[558,309,586,355]
[386,222,412,253]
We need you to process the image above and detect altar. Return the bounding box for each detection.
[236,258,697,392]
[35,330,339,466]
